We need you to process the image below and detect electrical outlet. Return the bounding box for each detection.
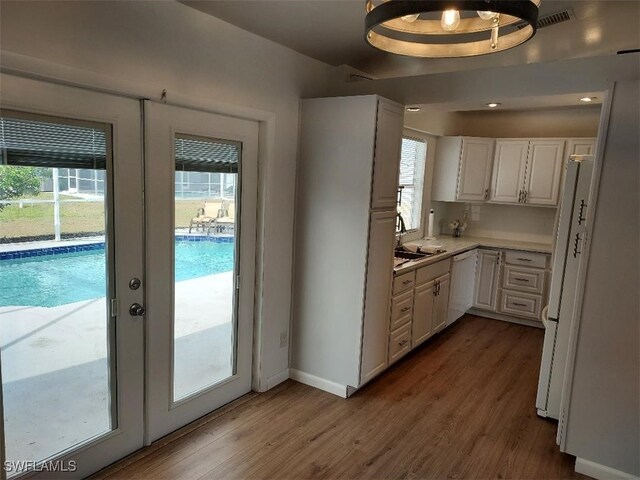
[279,331,288,348]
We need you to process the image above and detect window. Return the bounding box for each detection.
[398,136,427,232]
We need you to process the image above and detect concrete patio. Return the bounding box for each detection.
[0,272,234,464]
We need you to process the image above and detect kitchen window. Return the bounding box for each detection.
[398,135,427,232]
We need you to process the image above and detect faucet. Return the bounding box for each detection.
[396,212,407,249]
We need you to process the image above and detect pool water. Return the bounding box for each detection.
[0,241,234,308]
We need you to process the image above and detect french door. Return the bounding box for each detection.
[144,102,257,442]
[0,75,258,477]
[0,74,144,478]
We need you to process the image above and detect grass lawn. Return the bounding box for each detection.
[0,195,222,240]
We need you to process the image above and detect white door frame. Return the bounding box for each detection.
[143,101,259,443]
[0,73,145,479]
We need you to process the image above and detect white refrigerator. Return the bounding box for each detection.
[536,154,594,422]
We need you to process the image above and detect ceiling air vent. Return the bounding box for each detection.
[516,8,575,30]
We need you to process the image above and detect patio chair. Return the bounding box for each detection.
[189,200,223,233]
[208,201,236,234]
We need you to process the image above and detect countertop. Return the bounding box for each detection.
[394,235,553,274]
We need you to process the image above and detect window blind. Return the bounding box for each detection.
[175,135,239,173]
[0,116,108,170]
[398,137,427,231]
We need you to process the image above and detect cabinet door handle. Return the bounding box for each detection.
[402,279,413,285]
[573,232,582,258]
[512,302,527,307]
[577,199,587,225]
[516,257,532,262]
[399,339,409,347]
[514,277,529,282]
[401,306,411,313]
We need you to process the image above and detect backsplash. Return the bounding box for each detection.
[430,201,557,245]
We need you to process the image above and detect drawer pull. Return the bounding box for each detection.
[400,306,411,313]
[516,257,532,262]
[402,279,413,285]
[512,302,527,307]
[399,339,409,347]
[513,277,530,282]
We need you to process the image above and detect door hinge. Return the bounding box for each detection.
[110,298,119,317]
[236,275,241,290]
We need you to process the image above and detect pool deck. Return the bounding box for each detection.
[0,272,233,464]
[0,229,233,253]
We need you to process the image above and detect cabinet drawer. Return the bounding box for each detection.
[388,323,412,365]
[416,258,450,285]
[504,250,548,269]
[503,265,545,294]
[393,271,415,295]
[390,291,413,331]
[499,290,543,319]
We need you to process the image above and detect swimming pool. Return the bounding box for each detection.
[0,240,234,308]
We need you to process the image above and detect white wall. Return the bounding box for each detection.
[564,80,640,477]
[455,106,601,138]
[432,201,557,245]
[0,0,338,389]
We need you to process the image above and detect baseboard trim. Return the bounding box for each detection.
[468,308,544,329]
[289,369,348,398]
[575,457,640,480]
[265,369,289,390]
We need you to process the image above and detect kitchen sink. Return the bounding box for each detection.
[394,250,428,260]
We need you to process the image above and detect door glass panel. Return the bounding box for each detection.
[173,135,240,401]
[0,114,115,468]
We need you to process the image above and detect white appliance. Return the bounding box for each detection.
[448,249,478,326]
[536,155,594,421]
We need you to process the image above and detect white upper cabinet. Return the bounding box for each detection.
[370,99,404,210]
[490,140,529,204]
[458,138,495,201]
[566,138,597,157]
[432,136,494,202]
[490,138,566,206]
[525,140,565,206]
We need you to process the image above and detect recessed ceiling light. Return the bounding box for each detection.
[580,96,595,102]
[487,103,501,108]
[406,107,421,112]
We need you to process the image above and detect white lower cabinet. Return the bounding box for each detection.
[388,323,412,365]
[473,249,501,311]
[432,273,450,334]
[412,281,435,346]
[498,250,549,321]
[390,258,451,360]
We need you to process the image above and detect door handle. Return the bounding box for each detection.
[129,303,145,317]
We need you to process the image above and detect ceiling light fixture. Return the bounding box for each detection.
[580,96,595,102]
[406,107,421,112]
[487,103,501,108]
[365,0,540,58]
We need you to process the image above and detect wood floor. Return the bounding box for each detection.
[94,315,584,480]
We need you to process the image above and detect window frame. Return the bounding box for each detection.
[397,128,430,241]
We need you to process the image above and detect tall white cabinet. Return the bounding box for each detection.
[290,95,404,396]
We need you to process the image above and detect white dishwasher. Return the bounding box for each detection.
[447,249,478,326]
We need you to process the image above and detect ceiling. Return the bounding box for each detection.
[406,92,604,113]
[181,1,640,79]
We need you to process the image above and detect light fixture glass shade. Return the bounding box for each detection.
[401,13,420,22]
[477,10,498,20]
[441,9,461,31]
